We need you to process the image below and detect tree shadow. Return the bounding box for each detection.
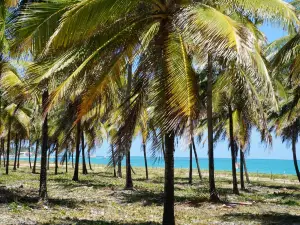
[42,218,160,225]
[221,212,300,224]
[118,189,210,207]
[253,182,300,190]
[134,178,152,182]
[271,191,300,199]
[48,176,118,190]
[0,186,81,209]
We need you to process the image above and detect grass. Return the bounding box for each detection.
[0,163,300,224]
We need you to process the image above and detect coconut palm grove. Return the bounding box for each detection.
[0,0,300,224]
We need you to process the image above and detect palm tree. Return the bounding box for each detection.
[11,0,298,223]
[28,140,32,169]
[135,107,150,180]
[39,89,49,201]
[81,130,88,175]
[213,57,274,193]
[192,137,203,181]
[271,87,300,182]
[32,139,39,173]
[13,134,19,171]
[0,62,31,175]
[267,6,300,181]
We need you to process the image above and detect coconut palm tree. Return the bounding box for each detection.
[269,78,300,182]
[10,0,298,223]
[213,59,274,193]
[272,90,300,181]
[266,2,300,181]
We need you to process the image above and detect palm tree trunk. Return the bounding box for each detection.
[17,139,21,168]
[229,106,239,194]
[88,149,93,171]
[125,63,133,190]
[6,118,11,175]
[3,148,5,168]
[292,126,300,182]
[55,143,58,175]
[81,131,88,175]
[47,149,50,170]
[240,149,245,190]
[72,151,74,168]
[32,140,39,174]
[39,90,49,201]
[0,140,2,167]
[3,139,6,168]
[3,150,5,168]
[118,154,122,178]
[111,144,116,177]
[28,140,32,169]
[192,137,202,181]
[143,142,149,180]
[125,146,133,189]
[13,135,18,171]
[189,143,193,184]
[72,122,81,181]
[207,54,219,202]
[243,154,250,183]
[163,132,175,225]
[162,138,166,161]
[65,149,68,173]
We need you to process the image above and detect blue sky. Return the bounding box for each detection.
[95,24,298,160]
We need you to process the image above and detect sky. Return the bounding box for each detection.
[95,23,298,160]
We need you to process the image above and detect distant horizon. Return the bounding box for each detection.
[94,155,297,161]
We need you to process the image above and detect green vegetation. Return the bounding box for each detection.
[1,0,300,224]
[0,165,300,224]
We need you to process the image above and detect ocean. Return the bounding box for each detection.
[26,156,298,176]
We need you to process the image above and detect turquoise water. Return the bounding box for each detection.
[34,156,298,175]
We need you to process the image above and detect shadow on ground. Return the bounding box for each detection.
[0,186,80,209]
[42,219,160,225]
[221,212,300,224]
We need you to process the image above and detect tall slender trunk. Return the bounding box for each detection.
[207,54,219,202]
[3,150,5,168]
[162,138,166,161]
[243,154,250,183]
[47,149,50,170]
[65,149,68,173]
[81,131,88,175]
[125,63,133,190]
[28,140,32,169]
[143,142,149,180]
[118,154,122,178]
[88,149,92,171]
[32,140,39,174]
[125,146,133,189]
[13,135,18,171]
[163,132,175,225]
[55,143,58,175]
[3,139,5,168]
[17,139,21,168]
[229,106,239,194]
[111,145,116,177]
[0,139,2,167]
[72,151,74,168]
[3,148,5,168]
[189,143,193,184]
[72,122,81,181]
[240,148,245,190]
[192,137,202,181]
[6,119,11,175]
[292,125,300,182]
[39,90,49,201]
